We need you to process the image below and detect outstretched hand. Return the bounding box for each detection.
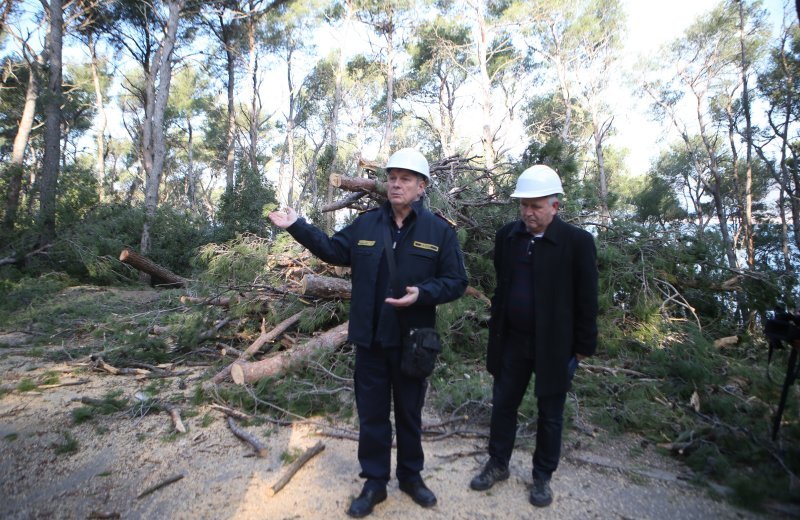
[268,206,298,229]
[385,286,419,307]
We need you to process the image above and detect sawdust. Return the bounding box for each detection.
[0,289,775,519]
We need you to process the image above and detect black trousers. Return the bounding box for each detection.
[487,343,573,481]
[354,345,428,489]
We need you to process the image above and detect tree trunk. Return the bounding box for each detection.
[119,248,186,288]
[323,0,351,233]
[140,0,185,257]
[186,116,196,211]
[381,19,395,157]
[38,0,63,243]
[247,0,259,184]
[737,1,755,268]
[222,12,236,195]
[231,322,349,384]
[472,0,495,171]
[88,33,108,202]
[593,114,611,227]
[3,55,38,231]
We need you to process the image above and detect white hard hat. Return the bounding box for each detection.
[510,165,563,198]
[385,148,430,181]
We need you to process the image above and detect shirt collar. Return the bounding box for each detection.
[510,216,561,244]
[382,197,425,225]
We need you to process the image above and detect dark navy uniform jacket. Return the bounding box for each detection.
[487,215,598,396]
[286,198,468,348]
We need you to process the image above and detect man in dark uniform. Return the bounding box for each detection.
[468,165,598,508]
[269,148,467,518]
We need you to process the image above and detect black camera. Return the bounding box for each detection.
[764,308,800,344]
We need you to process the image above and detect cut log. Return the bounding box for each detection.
[180,295,235,307]
[232,322,349,384]
[210,310,308,384]
[329,174,387,197]
[119,248,187,288]
[301,274,352,299]
[268,441,325,496]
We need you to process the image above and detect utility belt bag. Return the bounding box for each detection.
[383,225,441,379]
[401,326,441,379]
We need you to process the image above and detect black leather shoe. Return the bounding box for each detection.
[470,458,510,491]
[346,487,387,518]
[399,479,437,508]
[529,478,553,507]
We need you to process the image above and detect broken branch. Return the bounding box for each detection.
[268,441,326,496]
[226,416,268,457]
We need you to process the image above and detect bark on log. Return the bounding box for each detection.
[301,274,352,299]
[268,441,325,496]
[329,174,387,197]
[232,322,349,384]
[210,310,307,384]
[119,248,186,288]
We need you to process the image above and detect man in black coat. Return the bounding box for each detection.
[469,164,598,507]
[269,148,467,518]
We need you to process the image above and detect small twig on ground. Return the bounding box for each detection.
[434,449,486,462]
[268,441,326,496]
[37,380,90,389]
[137,474,184,499]
[210,403,253,421]
[580,363,649,378]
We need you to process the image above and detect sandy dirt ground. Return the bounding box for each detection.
[0,332,779,520]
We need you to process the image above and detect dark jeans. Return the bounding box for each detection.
[487,345,576,481]
[354,345,428,490]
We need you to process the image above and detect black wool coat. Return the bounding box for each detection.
[487,215,598,396]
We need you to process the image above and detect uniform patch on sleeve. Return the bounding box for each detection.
[413,241,439,252]
[357,240,376,247]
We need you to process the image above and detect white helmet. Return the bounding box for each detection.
[510,165,563,198]
[385,148,430,181]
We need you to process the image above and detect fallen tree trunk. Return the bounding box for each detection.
[230,321,349,384]
[301,274,352,299]
[119,248,186,288]
[329,174,386,197]
[211,310,307,384]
